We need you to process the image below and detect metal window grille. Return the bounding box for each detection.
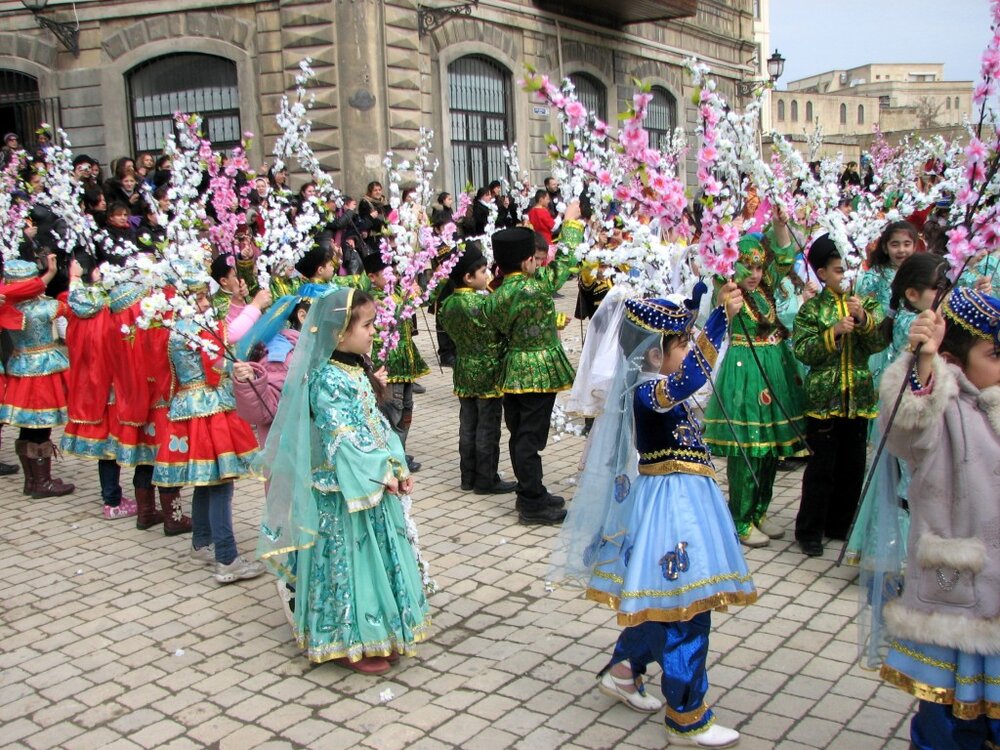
[448,55,512,195]
[127,53,241,154]
[568,72,607,123]
[646,86,676,151]
[0,69,62,147]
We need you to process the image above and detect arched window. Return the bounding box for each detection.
[955,96,960,109]
[567,72,607,123]
[127,54,241,153]
[857,104,865,124]
[448,55,512,194]
[946,97,951,110]
[805,101,813,123]
[790,100,798,122]
[646,86,677,151]
[0,70,45,145]
[777,99,785,121]
[839,103,847,125]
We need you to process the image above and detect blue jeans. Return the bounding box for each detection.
[98,461,156,506]
[191,483,237,565]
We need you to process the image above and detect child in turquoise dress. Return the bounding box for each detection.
[556,281,755,748]
[258,287,431,675]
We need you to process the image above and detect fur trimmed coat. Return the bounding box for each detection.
[880,354,1000,655]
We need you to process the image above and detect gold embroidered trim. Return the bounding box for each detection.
[880,665,1000,719]
[586,587,758,627]
[696,333,719,369]
[665,702,709,726]
[888,641,1000,686]
[639,460,716,478]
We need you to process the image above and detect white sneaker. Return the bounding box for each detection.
[598,669,663,713]
[739,525,770,548]
[214,555,265,584]
[668,723,740,748]
[190,544,214,566]
[757,515,785,539]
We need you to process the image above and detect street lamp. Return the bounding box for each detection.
[737,49,785,96]
[20,0,80,58]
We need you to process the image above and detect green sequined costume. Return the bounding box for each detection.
[792,288,887,419]
[483,271,574,394]
[371,290,430,383]
[437,288,503,399]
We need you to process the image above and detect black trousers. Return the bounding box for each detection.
[503,391,556,504]
[458,396,502,490]
[795,416,869,544]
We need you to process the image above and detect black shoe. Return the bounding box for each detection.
[545,494,566,508]
[407,458,422,473]
[474,479,517,495]
[412,383,426,394]
[0,461,18,476]
[461,482,474,492]
[440,355,456,368]
[517,504,567,525]
[798,539,824,557]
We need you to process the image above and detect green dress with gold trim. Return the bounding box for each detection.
[483,271,575,394]
[702,290,807,458]
[371,290,430,383]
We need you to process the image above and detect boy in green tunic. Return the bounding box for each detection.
[484,227,575,525]
[365,252,429,473]
[437,243,517,495]
[792,234,887,557]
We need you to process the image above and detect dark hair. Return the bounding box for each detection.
[106,201,130,217]
[488,180,502,191]
[366,181,382,194]
[890,253,948,312]
[869,221,918,269]
[533,188,548,204]
[544,176,558,190]
[344,290,387,403]
[532,231,548,252]
[155,154,171,170]
[82,185,104,211]
[436,191,450,205]
[940,318,982,367]
[298,181,316,198]
[474,186,490,201]
[210,253,236,283]
[455,258,488,287]
[288,299,312,330]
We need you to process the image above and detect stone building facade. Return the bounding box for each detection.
[1,0,759,194]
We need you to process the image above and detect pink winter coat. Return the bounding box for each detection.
[880,354,1000,655]
[233,328,299,449]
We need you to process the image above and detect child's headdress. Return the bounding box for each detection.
[449,242,485,285]
[362,252,390,275]
[492,227,535,269]
[4,259,39,282]
[733,233,768,284]
[943,287,1000,349]
[624,281,708,338]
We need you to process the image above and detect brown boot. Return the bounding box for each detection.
[14,440,33,495]
[27,441,75,498]
[135,487,164,530]
[159,489,192,536]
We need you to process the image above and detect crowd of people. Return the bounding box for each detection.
[2,121,998,750]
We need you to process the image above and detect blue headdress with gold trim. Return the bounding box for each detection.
[943,287,1000,349]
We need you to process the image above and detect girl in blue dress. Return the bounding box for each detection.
[555,280,755,748]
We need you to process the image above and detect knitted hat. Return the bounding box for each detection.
[624,281,708,337]
[943,287,1000,349]
[4,259,38,281]
[492,227,534,271]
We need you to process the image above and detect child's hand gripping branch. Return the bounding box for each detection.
[908,308,947,386]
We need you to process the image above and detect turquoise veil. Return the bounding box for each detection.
[254,286,356,580]
[548,297,660,587]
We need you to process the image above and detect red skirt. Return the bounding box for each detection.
[107,401,161,467]
[61,411,114,460]
[0,370,69,428]
[152,410,259,486]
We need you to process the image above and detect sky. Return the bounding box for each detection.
[769,0,991,88]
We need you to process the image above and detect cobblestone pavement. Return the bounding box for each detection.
[0,297,916,750]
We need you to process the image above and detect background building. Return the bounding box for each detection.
[0,0,760,194]
[769,63,973,162]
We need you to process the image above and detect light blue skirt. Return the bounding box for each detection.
[882,638,1000,720]
[586,472,757,626]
